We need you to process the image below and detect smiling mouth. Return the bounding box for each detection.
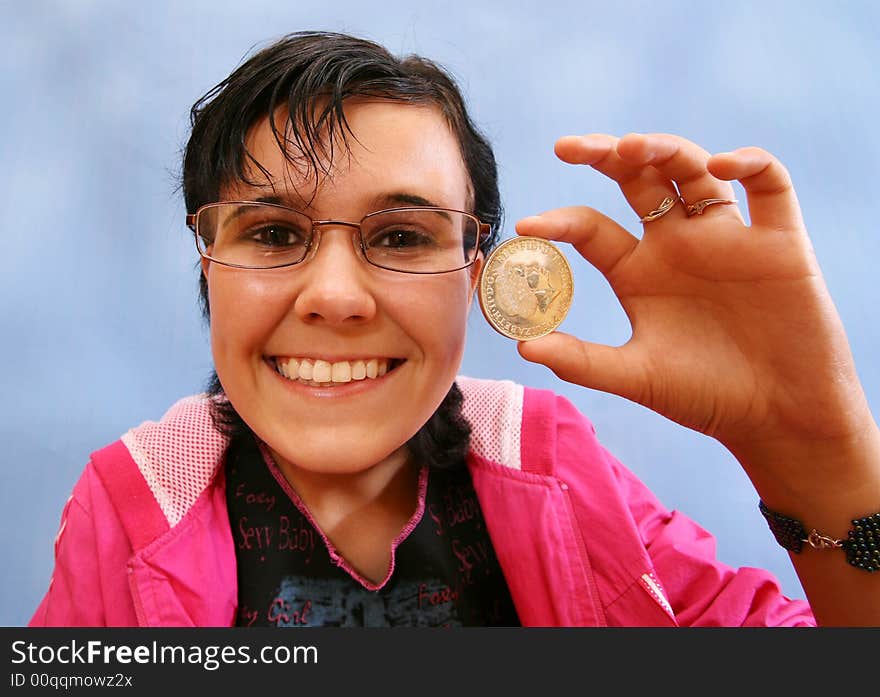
[270,356,403,387]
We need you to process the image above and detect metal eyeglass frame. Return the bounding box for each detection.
[186,201,491,274]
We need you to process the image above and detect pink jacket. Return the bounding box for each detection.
[30,376,815,627]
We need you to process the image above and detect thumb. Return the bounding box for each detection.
[517,331,638,400]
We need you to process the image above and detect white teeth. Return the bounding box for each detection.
[276,357,394,384]
[313,360,331,383]
[351,360,366,380]
[331,362,352,383]
[286,357,300,378]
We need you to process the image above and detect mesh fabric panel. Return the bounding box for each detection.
[121,395,229,527]
[457,376,523,470]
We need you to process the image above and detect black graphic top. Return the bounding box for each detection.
[225,437,521,627]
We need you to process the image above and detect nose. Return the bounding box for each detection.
[292,225,377,325]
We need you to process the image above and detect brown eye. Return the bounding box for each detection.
[249,224,307,249]
[368,227,437,250]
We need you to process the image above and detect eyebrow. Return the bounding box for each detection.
[232,192,448,215]
[369,192,442,210]
[221,198,286,226]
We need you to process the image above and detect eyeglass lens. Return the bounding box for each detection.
[196,202,479,273]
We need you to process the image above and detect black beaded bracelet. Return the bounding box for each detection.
[758,501,880,572]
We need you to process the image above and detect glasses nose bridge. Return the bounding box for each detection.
[306,218,366,262]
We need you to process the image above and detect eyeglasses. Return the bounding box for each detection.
[186,201,490,274]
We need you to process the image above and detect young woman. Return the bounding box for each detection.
[30,31,880,627]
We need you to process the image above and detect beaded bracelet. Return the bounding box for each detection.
[758,501,880,572]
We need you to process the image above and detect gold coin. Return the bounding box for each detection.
[478,236,573,341]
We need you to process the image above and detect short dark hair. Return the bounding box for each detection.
[183,30,502,318]
[182,31,499,469]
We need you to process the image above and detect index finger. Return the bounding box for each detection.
[554,134,686,226]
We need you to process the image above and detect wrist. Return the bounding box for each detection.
[728,421,880,539]
[758,499,880,572]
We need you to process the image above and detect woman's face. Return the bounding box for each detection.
[204,100,481,474]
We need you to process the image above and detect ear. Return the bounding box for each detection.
[466,252,484,308]
[200,256,211,279]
